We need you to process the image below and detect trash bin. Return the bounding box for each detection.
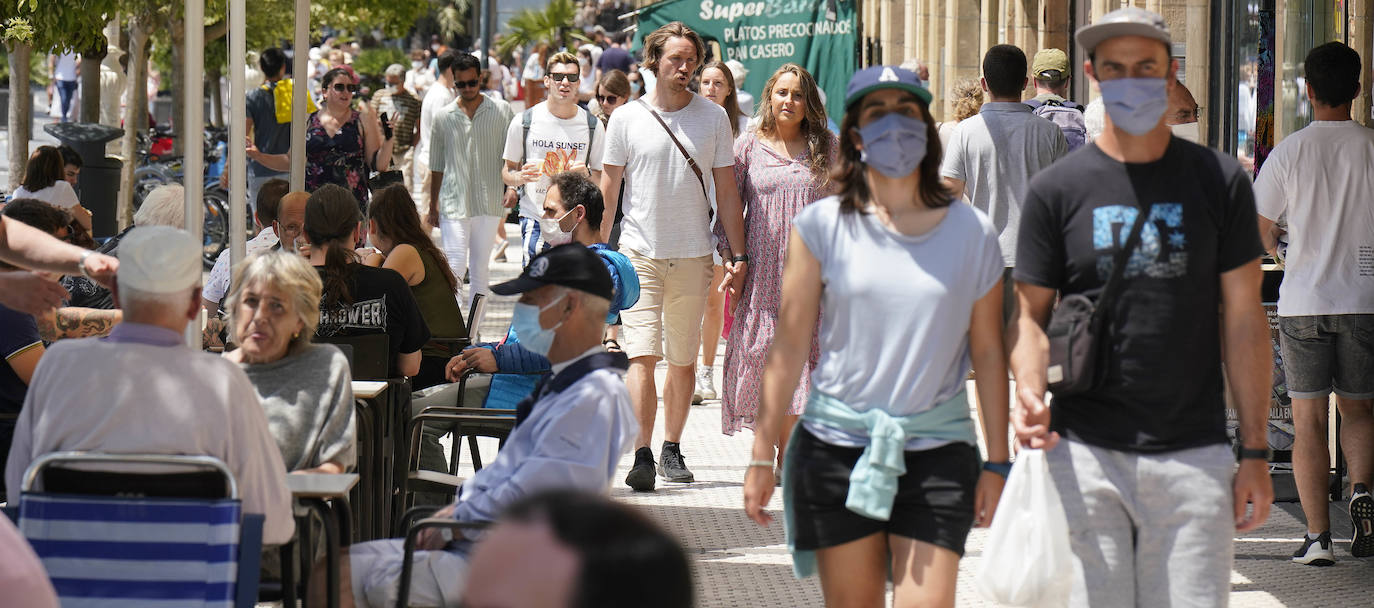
[44,122,124,238]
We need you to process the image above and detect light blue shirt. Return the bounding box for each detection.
[449,350,636,533]
[791,198,1003,450]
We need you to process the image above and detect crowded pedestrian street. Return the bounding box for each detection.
[3,0,1374,606]
[456,247,1374,607]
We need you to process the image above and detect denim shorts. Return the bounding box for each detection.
[1278,314,1374,400]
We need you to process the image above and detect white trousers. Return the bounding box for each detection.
[439,215,502,308]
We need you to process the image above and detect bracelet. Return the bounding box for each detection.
[730,254,750,264]
[746,460,774,468]
[982,461,1012,478]
[77,249,94,279]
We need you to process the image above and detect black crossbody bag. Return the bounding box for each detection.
[1046,203,1153,396]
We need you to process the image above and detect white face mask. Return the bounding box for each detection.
[1171,121,1200,144]
[539,208,578,247]
[411,61,424,70]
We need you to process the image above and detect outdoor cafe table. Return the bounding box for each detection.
[287,472,359,608]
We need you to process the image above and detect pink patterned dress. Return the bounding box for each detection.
[718,131,836,435]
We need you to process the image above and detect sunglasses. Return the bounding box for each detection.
[596,94,620,104]
[548,72,580,83]
[331,83,359,94]
[455,78,481,89]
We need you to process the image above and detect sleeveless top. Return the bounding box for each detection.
[410,248,465,358]
[305,109,370,212]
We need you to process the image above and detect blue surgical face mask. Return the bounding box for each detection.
[510,293,566,356]
[1098,77,1169,136]
[630,81,642,95]
[856,112,928,179]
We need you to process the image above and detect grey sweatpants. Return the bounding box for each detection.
[1047,439,1235,608]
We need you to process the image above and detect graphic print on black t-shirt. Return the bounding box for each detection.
[317,297,389,336]
[1092,203,1187,280]
[1014,140,1264,453]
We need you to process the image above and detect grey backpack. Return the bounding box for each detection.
[1026,98,1086,152]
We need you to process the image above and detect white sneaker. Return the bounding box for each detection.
[696,366,717,401]
[1292,531,1335,566]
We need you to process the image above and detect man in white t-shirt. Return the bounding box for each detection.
[414,51,459,227]
[600,22,748,492]
[1254,41,1374,566]
[502,52,607,267]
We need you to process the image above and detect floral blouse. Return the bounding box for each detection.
[305,109,369,211]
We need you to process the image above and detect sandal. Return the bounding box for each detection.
[602,338,623,353]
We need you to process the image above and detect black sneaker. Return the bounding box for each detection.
[658,442,695,483]
[625,447,656,492]
[1350,484,1374,558]
[1292,531,1335,566]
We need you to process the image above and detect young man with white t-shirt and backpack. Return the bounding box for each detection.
[599,21,749,492]
[502,52,607,268]
[1255,41,1374,567]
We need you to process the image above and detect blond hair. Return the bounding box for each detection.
[225,250,323,356]
[756,63,831,184]
[950,79,985,123]
[545,51,579,73]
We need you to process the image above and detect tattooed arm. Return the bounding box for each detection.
[35,307,123,342]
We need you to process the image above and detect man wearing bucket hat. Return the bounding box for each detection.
[1007,7,1273,605]
[4,226,295,545]
[340,243,638,607]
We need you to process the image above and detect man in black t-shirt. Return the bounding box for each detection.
[1007,8,1274,606]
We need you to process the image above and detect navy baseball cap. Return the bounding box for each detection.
[845,65,932,108]
[491,243,614,301]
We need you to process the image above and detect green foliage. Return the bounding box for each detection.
[351,47,407,89]
[312,0,430,38]
[496,0,588,60]
[435,0,469,40]
[0,0,117,55]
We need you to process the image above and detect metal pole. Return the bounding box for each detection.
[185,0,206,347]
[484,0,497,65]
[229,0,246,271]
[291,0,309,190]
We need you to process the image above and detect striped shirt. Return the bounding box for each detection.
[430,96,514,220]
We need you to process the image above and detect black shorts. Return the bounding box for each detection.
[786,426,979,555]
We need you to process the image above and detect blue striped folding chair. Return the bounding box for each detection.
[17,452,264,608]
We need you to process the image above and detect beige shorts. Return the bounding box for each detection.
[620,251,713,366]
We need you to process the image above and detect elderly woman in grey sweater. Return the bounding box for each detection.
[223,251,355,474]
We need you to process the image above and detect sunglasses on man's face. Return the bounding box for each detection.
[548,72,580,83]
[455,78,481,89]
[596,94,619,104]
[331,83,359,94]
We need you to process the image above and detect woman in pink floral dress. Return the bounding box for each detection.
[716,63,836,470]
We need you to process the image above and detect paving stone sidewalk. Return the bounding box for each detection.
[469,226,1373,607]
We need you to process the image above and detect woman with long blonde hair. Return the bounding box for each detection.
[714,63,836,462]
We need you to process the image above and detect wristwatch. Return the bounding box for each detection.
[1237,447,1271,462]
[77,249,95,279]
[730,254,750,264]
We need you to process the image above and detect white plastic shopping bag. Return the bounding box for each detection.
[975,449,1073,607]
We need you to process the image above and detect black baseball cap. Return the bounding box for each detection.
[491,243,614,301]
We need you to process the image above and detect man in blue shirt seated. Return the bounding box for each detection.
[408,171,639,492]
[341,244,638,607]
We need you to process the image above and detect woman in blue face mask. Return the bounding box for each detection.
[741,65,1011,605]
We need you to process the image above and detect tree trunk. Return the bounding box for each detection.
[168,16,186,157]
[80,53,103,123]
[118,17,150,230]
[207,66,223,127]
[7,43,32,193]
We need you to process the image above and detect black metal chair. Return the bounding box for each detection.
[395,519,492,608]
